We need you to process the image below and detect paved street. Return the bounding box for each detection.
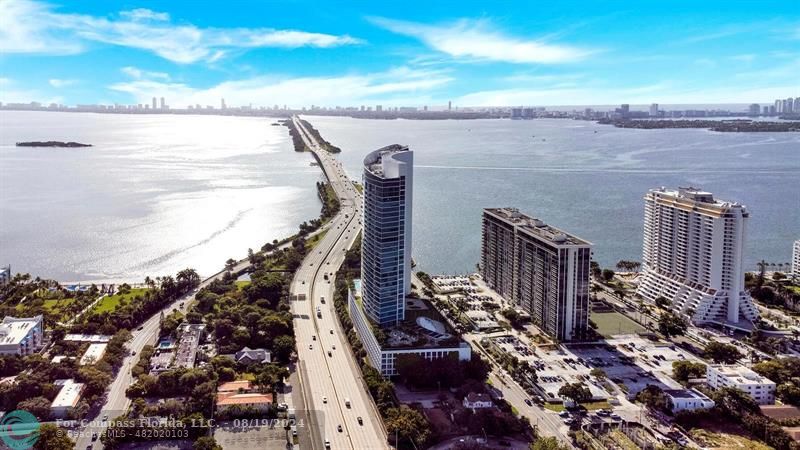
[288,116,387,450]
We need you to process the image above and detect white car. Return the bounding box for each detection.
[322,396,328,403]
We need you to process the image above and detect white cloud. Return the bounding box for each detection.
[0,0,83,54]
[0,0,363,64]
[121,66,171,81]
[119,8,170,22]
[48,78,77,88]
[108,67,453,108]
[370,17,594,64]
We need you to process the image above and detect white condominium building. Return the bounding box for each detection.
[0,315,44,355]
[792,239,800,279]
[636,187,758,328]
[707,364,776,405]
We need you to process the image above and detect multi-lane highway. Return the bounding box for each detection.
[289,116,387,450]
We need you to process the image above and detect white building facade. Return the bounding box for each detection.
[664,388,715,412]
[636,187,759,328]
[0,315,43,355]
[792,239,800,279]
[707,364,776,405]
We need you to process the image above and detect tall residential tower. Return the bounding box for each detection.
[361,145,413,327]
[636,187,759,327]
[481,208,592,341]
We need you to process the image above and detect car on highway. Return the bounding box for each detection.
[91,432,98,441]
[337,424,343,432]
[558,411,570,418]
[332,345,336,350]
[312,335,316,341]
[330,329,334,334]
[322,396,327,403]
[130,351,136,356]
[524,398,533,406]
[357,416,363,425]
[309,344,313,350]
[328,351,332,357]
[137,326,144,331]
[325,439,331,448]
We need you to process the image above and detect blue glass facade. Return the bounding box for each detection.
[361,146,413,327]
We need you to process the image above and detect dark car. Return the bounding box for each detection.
[357,416,363,425]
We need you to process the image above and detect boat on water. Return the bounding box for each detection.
[310,162,319,166]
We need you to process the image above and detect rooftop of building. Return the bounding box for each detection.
[663,388,713,400]
[79,343,107,365]
[217,392,273,406]
[51,379,84,409]
[648,186,748,213]
[484,207,591,247]
[464,392,493,403]
[352,279,468,351]
[710,364,775,385]
[0,315,42,345]
[363,144,411,177]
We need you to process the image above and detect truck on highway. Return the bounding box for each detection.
[316,306,322,318]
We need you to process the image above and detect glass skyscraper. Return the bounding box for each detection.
[361,145,413,327]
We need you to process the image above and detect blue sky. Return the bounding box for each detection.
[1,0,798,108]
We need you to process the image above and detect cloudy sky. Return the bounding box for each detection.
[1,0,798,108]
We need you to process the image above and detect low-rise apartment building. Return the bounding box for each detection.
[0,315,43,355]
[51,379,85,418]
[707,364,776,405]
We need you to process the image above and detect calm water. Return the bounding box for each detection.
[308,116,800,274]
[0,111,321,282]
[1,112,798,282]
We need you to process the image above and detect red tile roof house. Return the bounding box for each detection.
[216,380,273,415]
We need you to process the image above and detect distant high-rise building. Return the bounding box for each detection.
[775,99,783,113]
[636,187,759,327]
[620,104,630,116]
[792,239,800,279]
[221,98,226,110]
[649,103,659,117]
[375,105,382,112]
[787,97,795,114]
[361,145,413,327]
[160,97,165,109]
[481,208,591,341]
[152,97,157,109]
[448,101,452,111]
[762,106,769,116]
[748,103,760,116]
[769,105,776,116]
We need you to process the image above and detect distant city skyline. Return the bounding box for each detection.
[1,0,798,107]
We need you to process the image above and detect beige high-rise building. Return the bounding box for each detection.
[636,187,759,328]
[481,208,592,341]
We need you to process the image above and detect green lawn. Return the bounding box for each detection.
[42,298,75,312]
[94,288,149,313]
[306,229,328,250]
[591,311,645,337]
[235,281,251,291]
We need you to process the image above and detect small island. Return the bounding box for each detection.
[16,141,92,147]
[597,118,800,132]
